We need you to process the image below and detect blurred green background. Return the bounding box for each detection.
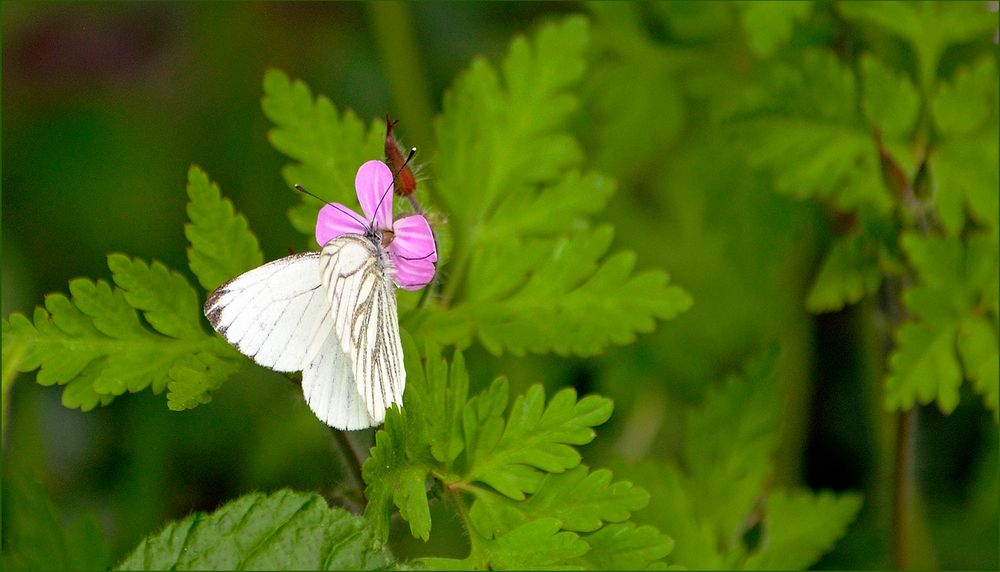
[3,2,996,569]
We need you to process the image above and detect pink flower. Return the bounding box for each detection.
[315,160,437,290]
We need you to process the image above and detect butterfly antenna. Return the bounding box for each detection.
[294,184,367,228]
[370,147,416,228]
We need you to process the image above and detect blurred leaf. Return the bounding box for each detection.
[958,317,1000,416]
[738,50,892,213]
[887,232,999,414]
[116,490,394,570]
[684,348,780,546]
[933,57,997,138]
[742,490,863,570]
[806,229,883,313]
[3,475,111,572]
[933,57,999,235]
[184,165,263,291]
[620,461,725,569]
[739,1,812,57]
[838,1,996,89]
[574,523,675,571]
[860,54,920,138]
[261,69,384,236]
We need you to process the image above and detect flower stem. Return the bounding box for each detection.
[892,406,917,569]
[330,427,367,508]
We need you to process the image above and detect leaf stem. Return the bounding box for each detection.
[330,427,368,509]
[892,406,917,569]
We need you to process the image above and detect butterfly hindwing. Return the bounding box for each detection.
[301,329,374,430]
[320,234,405,424]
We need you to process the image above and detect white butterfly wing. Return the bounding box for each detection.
[204,253,330,371]
[204,252,379,430]
[301,330,375,430]
[320,234,405,424]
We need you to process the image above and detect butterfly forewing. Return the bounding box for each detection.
[320,234,405,423]
[204,253,330,372]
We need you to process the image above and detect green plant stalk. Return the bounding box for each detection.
[367,1,436,155]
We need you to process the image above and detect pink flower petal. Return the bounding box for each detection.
[391,215,438,263]
[392,254,436,290]
[315,203,367,246]
[355,160,394,230]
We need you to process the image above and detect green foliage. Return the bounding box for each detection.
[738,49,892,214]
[932,57,999,235]
[837,1,995,90]
[185,165,264,291]
[363,336,672,570]
[261,70,385,236]
[619,350,862,570]
[115,490,394,570]
[739,1,812,57]
[742,490,865,570]
[1,169,255,411]
[3,475,110,572]
[262,17,692,357]
[886,232,999,414]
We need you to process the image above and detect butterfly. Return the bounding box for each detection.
[203,160,437,429]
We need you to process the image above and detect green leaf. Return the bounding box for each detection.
[108,254,204,340]
[932,57,999,235]
[742,490,863,570]
[184,165,263,291]
[806,230,883,313]
[618,461,725,570]
[739,1,812,57]
[738,50,892,213]
[362,406,432,542]
[958,317,999,416]
[933,57,997,138]
[165,351,242,411]
[886,322,962,413]
[684,348,780,544]
[116,490,394,570]
[575,523,675,571]
[261,69,384,235]
[838,1,996,90]
[888,232,998,413]
[412,16,690,356]
[860,54,920,138]
[469,465,650,538]
[3,474,111,572]
[463,381,613,499]
[1,256,237,410]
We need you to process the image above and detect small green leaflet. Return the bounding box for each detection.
[185,165,264,291]
[887,232,999,415]
[739,1,812,57]
[116,490,394,571]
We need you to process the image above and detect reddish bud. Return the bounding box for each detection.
[385,114,417,197]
